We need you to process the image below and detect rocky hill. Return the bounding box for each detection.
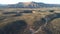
[0,2,60,8]
[7,2,60,8]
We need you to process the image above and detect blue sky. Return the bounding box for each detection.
[0,0,60,4]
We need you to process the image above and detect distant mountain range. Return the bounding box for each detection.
[0,2,60,8]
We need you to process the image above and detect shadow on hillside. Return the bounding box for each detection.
[47,13,60,23]
[3,12,22,17]
[0,20,27,34]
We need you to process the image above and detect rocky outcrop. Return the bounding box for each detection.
[32,13,60,34]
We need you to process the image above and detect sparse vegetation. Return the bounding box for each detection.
[0,8,60,34]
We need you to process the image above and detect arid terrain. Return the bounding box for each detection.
[0,8,60,34]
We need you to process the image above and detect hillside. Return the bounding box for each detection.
[0,2,60,8]
[7,2,60,8]
[0,10,60,34]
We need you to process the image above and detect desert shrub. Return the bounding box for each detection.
[49,10,54,12]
